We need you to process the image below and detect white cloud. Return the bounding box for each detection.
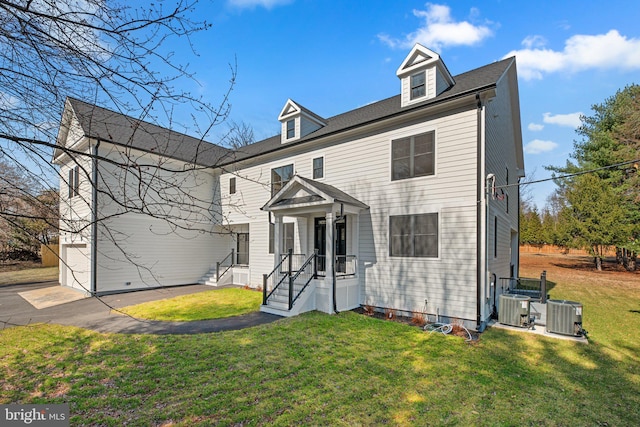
[228,0,292,9]
[543,112,582,128]
[524,139,558,154]
[0,92,20,110]
[505,30,640,80]
[378,3,493,50]
[528,123,544,131]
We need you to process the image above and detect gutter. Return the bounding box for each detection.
[90,139,101,295]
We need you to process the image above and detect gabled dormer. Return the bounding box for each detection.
[396,44,455,108]
[278,99,326,144]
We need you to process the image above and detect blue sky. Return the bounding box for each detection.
[171,1,640,209]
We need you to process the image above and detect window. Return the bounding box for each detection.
[410,71,426,100]
[313,157,324,179]
[269,222,295,254]
[271,164,294,196]
[286,119,295,139]
[229,177,236,194]
[389,213,438,257]
[236,233,249,265]
[391,131,435,180]
[68,166,79,198]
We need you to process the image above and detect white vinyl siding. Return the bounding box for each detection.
[220,105,480,320]
[90,143,226,293]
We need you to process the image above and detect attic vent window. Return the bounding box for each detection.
[410,72,426,100]
[286,119,295,139]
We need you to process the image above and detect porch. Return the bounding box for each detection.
[259,175,368,316]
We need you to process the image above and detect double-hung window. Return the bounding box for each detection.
[269,222,294,254]
[410,71,426,100]
[389,213,438,258]
[391,131,435,180]
[271,164,294,196]
[312,157,324,179]
[229,177,236,194]
[68,166,79,198]
[286,119,295,139]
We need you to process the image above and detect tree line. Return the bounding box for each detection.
[520,84,639,271]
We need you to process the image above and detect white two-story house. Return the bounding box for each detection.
[53,44,524,331]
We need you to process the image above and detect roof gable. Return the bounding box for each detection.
[262,175,368,212]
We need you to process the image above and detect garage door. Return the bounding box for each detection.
[63,244,90,292]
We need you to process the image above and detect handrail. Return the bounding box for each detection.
[263,249,292,304]
[289,250,318,309]
[216,249,235,281]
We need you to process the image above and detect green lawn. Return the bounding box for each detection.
[0,266,58,286]
[118,288,263,321]
[1,254,639,426]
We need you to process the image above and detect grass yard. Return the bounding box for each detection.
[1,253,639,426]
[0,265,58,286]
[118,288,263,321]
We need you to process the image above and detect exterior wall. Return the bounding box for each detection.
[90,142,227,293]
[58,118,93,291]
[485,67,522,319]
[221,104,480,322]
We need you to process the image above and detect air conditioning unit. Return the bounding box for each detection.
[546,299,583,336]
[498,294,531,327]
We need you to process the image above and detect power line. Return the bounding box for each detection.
[495,158,640,189]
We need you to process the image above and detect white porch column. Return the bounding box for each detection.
[273,213,283,270]
[325,209,335,313]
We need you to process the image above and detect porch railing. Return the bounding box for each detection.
[315,255,357,278]
[500,271,547,302]
[216,249,235,282]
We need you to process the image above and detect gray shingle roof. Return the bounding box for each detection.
[61,56,513,169]
[65,98,233,166]
[226,57,514,165]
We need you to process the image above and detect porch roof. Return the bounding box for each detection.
[261,175,368,213]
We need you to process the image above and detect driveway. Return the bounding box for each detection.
[0,281,280,334]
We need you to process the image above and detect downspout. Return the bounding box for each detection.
[475,93,484,331]
[90,139,101,295]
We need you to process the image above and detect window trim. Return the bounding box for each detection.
[312,156,324,180]
[68,165,79,199]
[271,164,294,196]
[229,177,236,194]
[391,131,436,181]
[286,119,295,139]
[410,71,426,100]
[389,213,439,258]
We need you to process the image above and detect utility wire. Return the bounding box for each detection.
[495,158,640,189]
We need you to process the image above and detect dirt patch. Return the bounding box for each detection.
[520,252,640,293]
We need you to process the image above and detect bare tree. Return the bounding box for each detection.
[0,0,242,293]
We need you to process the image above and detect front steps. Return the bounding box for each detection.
[261,278,316,317]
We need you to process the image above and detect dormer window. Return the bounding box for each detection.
[286,119,295,139]
[410,72,426,100]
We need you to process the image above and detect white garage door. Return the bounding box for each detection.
[63,244,90,292]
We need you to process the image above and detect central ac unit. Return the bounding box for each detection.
[498,294,531,327]
[546,299,583,336]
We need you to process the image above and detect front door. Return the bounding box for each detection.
[314,218,326,271]
[314,217,347,273]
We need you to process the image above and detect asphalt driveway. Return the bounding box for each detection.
[0,281,280,334]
